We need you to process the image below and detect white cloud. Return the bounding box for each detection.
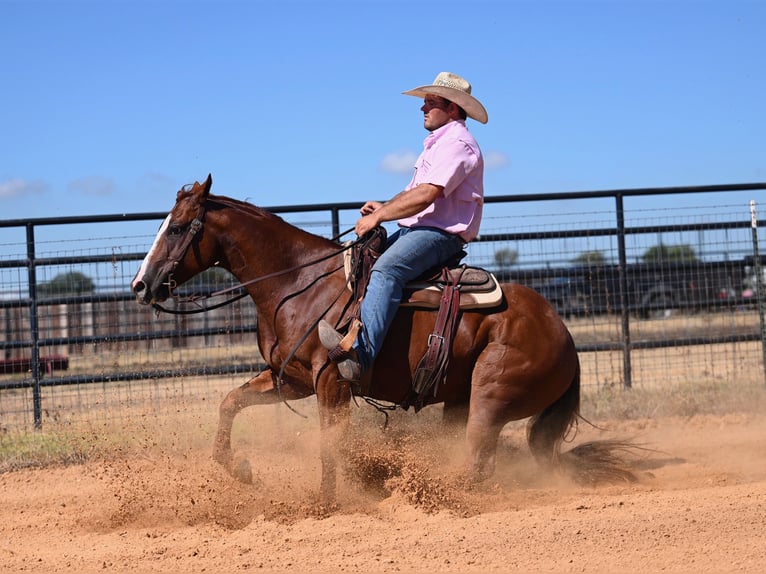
[0,178,47,199]
[140,172,176,189]
[68,176,116,197]
[485,151,510,169]
[379,150,418,174]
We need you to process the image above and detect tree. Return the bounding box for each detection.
[572,250,606,266]
[641,243,698,263]
[494,247,518,270]
[37,271,95,297]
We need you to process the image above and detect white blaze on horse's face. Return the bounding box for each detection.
[131,215,171,298]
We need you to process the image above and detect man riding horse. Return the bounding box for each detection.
[319,71,488,383]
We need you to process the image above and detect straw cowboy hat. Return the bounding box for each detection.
[403,71,488,124]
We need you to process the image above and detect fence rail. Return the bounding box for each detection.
[1,182,765,430]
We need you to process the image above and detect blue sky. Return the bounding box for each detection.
[1,0,764,223]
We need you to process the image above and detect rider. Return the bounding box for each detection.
[319,71,488,381]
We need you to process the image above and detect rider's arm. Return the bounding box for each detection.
[356,183,442,236]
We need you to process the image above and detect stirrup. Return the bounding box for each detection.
[318,320,363,381]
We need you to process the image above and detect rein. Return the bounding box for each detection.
[152,221,358,315]
[148,200,364,417]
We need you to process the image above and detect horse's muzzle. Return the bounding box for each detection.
[132,279,152,305]
[131,275,169,305]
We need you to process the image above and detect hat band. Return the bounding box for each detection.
[435,79,471,95]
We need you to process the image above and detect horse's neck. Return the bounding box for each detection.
[216,208,344,310]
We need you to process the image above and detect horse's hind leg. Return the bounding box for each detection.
[213,369,306,483]
[464,411,505,482]
[462,353,515,481]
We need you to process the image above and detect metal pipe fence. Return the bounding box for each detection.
[1,183,764,431]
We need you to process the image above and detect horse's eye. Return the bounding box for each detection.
[167,224,183,237]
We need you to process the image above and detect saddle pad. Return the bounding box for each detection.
[401,271,504,310]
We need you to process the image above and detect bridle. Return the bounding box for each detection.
[148,196,365,416]
[152,199,357,316]
[151,202,210,314]
[161,214,205,290]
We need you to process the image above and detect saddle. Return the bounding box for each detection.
[343,234,503,310]
[341,228,505,409]
[401,265,502,309]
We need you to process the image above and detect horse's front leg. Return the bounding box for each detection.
[315,372,352,507]
[213,369,308,483]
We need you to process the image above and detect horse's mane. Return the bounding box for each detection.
[205,192,338,247]
[206,193,280,221]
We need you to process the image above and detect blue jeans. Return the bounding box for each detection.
[354,226,465,372]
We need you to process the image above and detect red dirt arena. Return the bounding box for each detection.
[0,404,764,573]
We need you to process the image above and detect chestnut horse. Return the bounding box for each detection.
[131,175,635,503]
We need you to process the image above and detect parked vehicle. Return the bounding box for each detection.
[741,255,766,300]
[498,257,750,318]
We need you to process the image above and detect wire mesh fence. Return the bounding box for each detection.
[1,186,765,432]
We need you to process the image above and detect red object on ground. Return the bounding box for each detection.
[0,355,69,375]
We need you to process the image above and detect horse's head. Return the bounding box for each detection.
[131,174,215,305]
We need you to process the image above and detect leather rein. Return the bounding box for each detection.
[149,199,360,418]
[152,200,357,316]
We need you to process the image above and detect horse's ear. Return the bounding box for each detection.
[176,174,212,203]
[190,174,212,203]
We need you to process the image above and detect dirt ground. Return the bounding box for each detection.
[1,404,765,573]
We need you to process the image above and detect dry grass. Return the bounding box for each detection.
[566,309,761,344]
[581,379,766,420]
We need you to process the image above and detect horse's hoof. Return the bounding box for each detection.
[234,458,253,484]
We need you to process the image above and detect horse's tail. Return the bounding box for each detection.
[526,357,638,485]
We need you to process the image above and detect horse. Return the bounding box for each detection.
[131,174,637,504]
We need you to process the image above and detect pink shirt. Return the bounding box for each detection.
[397,119,484,242]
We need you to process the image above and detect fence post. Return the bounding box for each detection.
[750,200,766,385]
[331,207,340,239]
[25,223,43,429]
[615,194,633,388]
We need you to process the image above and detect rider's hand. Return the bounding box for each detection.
[360,201,383,216]
[355,214,379,237]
